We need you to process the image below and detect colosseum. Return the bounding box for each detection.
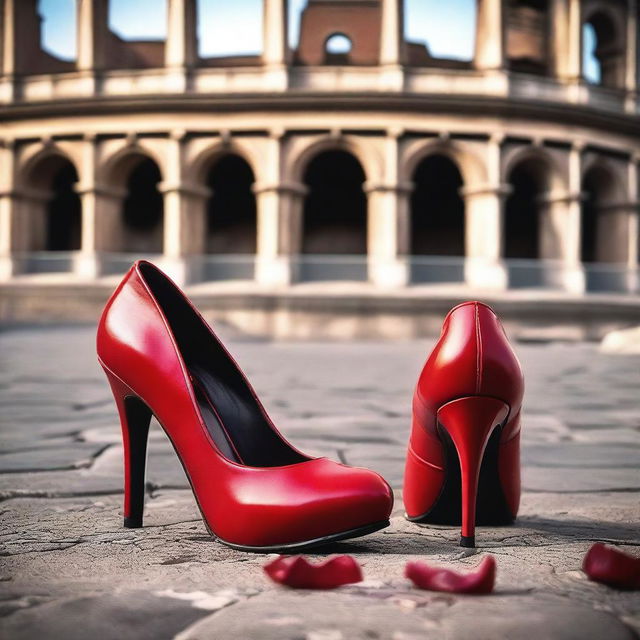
[0,0,638,335]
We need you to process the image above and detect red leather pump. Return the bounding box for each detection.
[404,302,524,548]
[97,261,392,552]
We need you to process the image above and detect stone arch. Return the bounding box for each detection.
[288,135,378,187]
[204,153,257,254]
[301,148,368,256]
[581,159,625,263]
[582,2,626,89]
[16,146,81,252]
[188,140,260,187]
[400,138,488,189]
[100,146,164,253]
[409,153,465,257]
[503,146,565,260]
[502,145,566,192]
[323,32,353,64]
[99,141,166,188]
[401,139,486,278]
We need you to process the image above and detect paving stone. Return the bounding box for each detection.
[0,592,213,640]
[0,442,109,473]
[1,326,639,638]
[176,591,635,640]
[522,442,640,469]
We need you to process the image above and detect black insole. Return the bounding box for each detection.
[408,425,515,525]
[189,363,307,467]
[138,262,307,469]
[191,372,242,463]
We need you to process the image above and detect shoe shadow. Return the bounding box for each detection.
[309,534,459,557]
[513,516,640,544]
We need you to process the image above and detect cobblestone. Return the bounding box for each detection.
[1,325,639,639]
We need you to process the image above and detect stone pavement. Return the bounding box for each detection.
[0,324,639,639]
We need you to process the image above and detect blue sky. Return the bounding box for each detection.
[39,0,477,60]
[38,0,599,80]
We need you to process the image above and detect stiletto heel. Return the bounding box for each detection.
[97,260,392,551]
[104,370,152,529]
[436,396,509,548]
[404,301,524,547]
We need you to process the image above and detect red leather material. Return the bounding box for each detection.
[403,424,445,520]
[437,396,509,539]
[498,429,521,516]
[97,261,393,548]
[404,302,524,521]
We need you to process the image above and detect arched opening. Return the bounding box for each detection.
[198,0,263,59]
[581,164,631,291]
[46,160,81,251]
[581,168,603,263]
[405,0,475,63]
[582,11,624,89]
[294,0,379,65]
[24,154,82,252]
[118,155,164,253]
[410,154,465,256]
[205,154,257,254]
[505,157,549,259]
[581,165,620,263]
[302,150,367,255]
[324,33,352,64]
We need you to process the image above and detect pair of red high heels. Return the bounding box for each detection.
[97,261,523,551]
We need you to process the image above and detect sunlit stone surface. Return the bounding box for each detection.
[0,325,639,639]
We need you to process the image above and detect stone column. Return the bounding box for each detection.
[255,133,305,286]
[4,187,51,275]
[160,132,208,285]
[379,0,404,89]
[592,158,640,292]
[76,0,108,95]
[1,0,36,102]
[461,135,508,290]
[75,135,100,278]
[379,0,403,65]
[462,186,510,290]
[366,185,411,287]
[474,0,504,71]
[366,131,410,287]
[629,157,640,272]
[625,0,638,113]
[165,0,197,92]
[537,143,585,293]
[74,136,129,279]
[550,0,581,83]
[262,0,289,90]
[0,139,15,279]
[0,140,49,278]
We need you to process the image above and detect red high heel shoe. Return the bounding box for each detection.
[403,302,524,547]
[97,260,392,552]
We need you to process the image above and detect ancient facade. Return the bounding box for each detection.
[0,0,638,293]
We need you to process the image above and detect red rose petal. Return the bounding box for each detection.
[583,543,640,590]
[263,554,363,589]
[405,556,496,594]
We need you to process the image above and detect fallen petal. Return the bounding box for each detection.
[405,556,496,594]
[264,555,363,589]
[583,543,640,590]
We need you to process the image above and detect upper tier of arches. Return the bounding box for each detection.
[3,0,635,93]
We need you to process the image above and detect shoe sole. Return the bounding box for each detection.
[212,519,391,553]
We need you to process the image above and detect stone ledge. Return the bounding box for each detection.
[1,280,639,340]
